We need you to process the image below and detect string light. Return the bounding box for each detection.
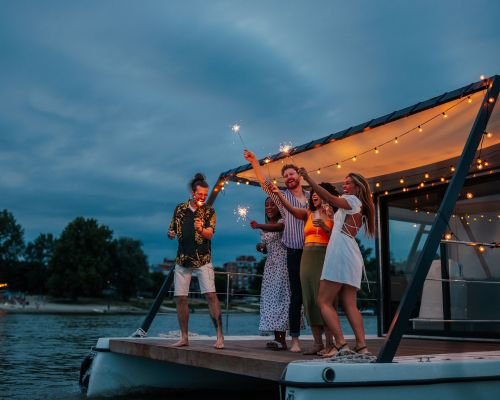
[485,132,493,138]
[444,233,452,240]
[234,88,491,188]
[400,178,405,184]
[466,192,474,199]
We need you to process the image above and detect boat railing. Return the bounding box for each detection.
[131,268,378,337]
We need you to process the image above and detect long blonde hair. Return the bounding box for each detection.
[348,172,375,237]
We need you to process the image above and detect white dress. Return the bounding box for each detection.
[321,194,364,289]
[259,220,290,332]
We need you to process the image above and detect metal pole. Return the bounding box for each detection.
[225,273,230,333]
[131,269,174,337]
[377,76,499,362]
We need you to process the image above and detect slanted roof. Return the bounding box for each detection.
[210,76,499,203]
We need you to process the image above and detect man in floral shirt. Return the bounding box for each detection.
[168,173,223,349]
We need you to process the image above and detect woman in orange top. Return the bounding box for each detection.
[273,182,339,355]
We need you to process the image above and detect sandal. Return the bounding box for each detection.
[266,340,287,351]
[321,342,349,358]
[353,345,370,355]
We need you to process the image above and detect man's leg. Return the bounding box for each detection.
[287,248,303,352]
[173,295,190,347]
[172,265,191,347]
[197,263,224,349]
[206,292,224,349]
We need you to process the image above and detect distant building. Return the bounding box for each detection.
[223,256,258,292]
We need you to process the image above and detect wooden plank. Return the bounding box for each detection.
[109,338,500,382]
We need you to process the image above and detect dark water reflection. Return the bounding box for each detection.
[0,313,376,400]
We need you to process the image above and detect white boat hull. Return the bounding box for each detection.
[283,357,500,400]
[85,338,271,398]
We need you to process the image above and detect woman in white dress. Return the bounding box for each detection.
[251,197,290,350]
[299,169,375,357]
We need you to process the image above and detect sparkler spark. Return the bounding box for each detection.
[279,142,295,161]
[231,123,247,148]
[234,205,250,224]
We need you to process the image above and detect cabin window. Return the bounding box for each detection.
[380,173,499,339]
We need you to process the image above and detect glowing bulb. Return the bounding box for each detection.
[394,137,398,144]
[466,192,473,199]
[400,178,405,184]
[467,96,472,103]
[424,173,430,179]
[489,97,495,103]
[273,179,277,184]
[237,181,241,185]
[374,147,379,154]
[444,233,452,240]
[352,155,357,162]
[418,126,423,132]
[485,132,493,138]
[336,163,341,169]
[451,166,455,172]
[375,182,380,188]
[384,191,388,195]
[316,169,321,174]
[264,157,271,164]
[480,75,485,80]
[478,245,485,253]
[420,182,425,188]
[440,177,445,182]
[478,164,483,170]
[442,112,448,118]
[245,181,249,185]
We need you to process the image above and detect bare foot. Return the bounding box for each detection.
[213,336,224,349]
[289,338,301,353]
[171,338,189,347]
[317,345,334,356]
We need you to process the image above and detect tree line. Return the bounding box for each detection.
[0,209,162,300]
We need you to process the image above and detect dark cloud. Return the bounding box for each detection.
[1,0,499,265]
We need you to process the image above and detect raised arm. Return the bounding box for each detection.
[298,168,351,210]
[243,149,267,186]
[271,185,308,221]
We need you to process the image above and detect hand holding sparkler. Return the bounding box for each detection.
[194,218,204,233]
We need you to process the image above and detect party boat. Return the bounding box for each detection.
[81,75,500,399]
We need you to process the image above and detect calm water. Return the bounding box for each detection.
[0,312,377,400]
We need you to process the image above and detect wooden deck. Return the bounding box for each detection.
[109,337,500,382]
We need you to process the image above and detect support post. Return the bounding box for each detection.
[377,76,499,362]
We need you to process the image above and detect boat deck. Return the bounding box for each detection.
[108,336,500,382]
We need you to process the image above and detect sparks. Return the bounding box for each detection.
[231,123,246,148]
[234,205,250,224]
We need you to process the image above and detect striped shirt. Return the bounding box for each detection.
[263,179,309,249]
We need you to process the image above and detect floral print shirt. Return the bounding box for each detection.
[169,200,216,268]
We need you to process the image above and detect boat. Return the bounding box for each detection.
[81,75,500,399]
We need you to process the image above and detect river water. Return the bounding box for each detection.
[0,312,377,400]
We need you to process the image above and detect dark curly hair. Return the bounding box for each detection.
[309,182,339,212]
[189,173,209,191]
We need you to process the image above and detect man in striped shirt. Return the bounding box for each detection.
[244,149,309,352]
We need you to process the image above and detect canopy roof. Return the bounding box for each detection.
[210,76,499,203]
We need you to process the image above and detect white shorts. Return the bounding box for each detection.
[173,263,216,297]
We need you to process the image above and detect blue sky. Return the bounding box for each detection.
[1,0,499,266]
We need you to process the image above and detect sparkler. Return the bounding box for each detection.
[231,124,247,149]
[234,205,250,224]
[280,142,295,161]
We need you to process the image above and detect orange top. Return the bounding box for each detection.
[304,212,333,244]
